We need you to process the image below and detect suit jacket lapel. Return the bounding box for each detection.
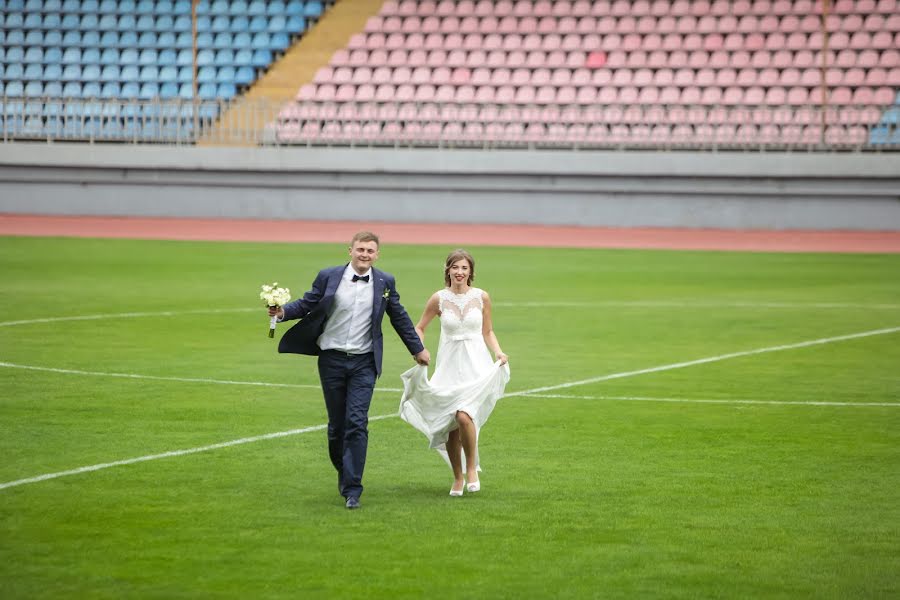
[371,268,385,324]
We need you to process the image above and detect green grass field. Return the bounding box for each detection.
[1,236,898,599]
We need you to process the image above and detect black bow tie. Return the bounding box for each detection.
[352,274,369,283]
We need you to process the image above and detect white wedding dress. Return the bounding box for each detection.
[399,287,510,472]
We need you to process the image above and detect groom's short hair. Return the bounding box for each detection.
[351,231,380,248]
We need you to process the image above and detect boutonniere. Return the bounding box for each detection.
[382,288,391,300]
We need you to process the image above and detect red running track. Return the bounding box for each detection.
[1,214,899,253]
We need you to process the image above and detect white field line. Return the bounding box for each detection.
[1,299,898,329]
[519,393,900,408]
[0,415,394,491]
[1,325,898,491]
[507,326,900,396]
[0,361,406,392]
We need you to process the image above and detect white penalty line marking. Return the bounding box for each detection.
[519,393,900,408]
[0,415,395,492]
[1,325,898,491]
[1,299,899,328]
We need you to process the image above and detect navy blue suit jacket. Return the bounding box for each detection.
[277,264,424,378]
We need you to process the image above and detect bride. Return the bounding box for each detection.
[399,249,510,496]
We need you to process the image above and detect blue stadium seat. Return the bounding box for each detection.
[175,31,192,48]
[196,16,211,32]
[249,15,267,32]
[198,82,218,100]
[233,32,252,50]
[267,1,286,15]
[177,83,193,100]
[3,64,19,86]
[44,30,63,46]
[214,49,234,67]
[78,12,100,31]
[43,13,62,29]
[3,13,24,29]
[230,15,249,32]
[62,30,82,46]
[250,49,271,68]
[98,14,117,31]
[214,32,235,49]
[233,48,252,67]
[234,66,254,86]
[82,81,101,98]
[83,48,101,64]
[45,0,64,10]
[139,65,159,82]
[24,47,44,64]
[61,64,82,81]
[121,65,139,82]
[173,0,191,13]
[217,83,237,100]
[44,81,63,97]
[82,30,101,48]
[25,0,43,13]
[160,82,179,99]
[24,30,44,46]
[172,66,188,83]
[197,66,216,83]
[270,33,290,51]
[98,0,117,12]
[210,0,228,14]
[197,49,215,66]
[136,14,155,32]
[136,0,155,13]
[118,30,138,48]
[24,63,43,81]
[61,13,79,29]
[248,0,265,15]
[159,65,178,82]
[175,49,192,67]
[121,82,140,99]
[216,66,235,84]
[251,32,270,50]
[174,14,191,32]
[287,15,306,32]
[62,0,80,12]
[62,48,82,65]
[157,0,175,13]
[24,81,44,98]
[138,31,158,48]
[82,64,101,82]
[120,48,139,66]
[100,48,120,65]
[118,14,137,31]
[197,32,214,48]
[139,49,159,66]
[156,14,174,32]
[158,32,177,49]
[286,1,303,15]
[100,64,120,82]
[121,0,138,12]
[23,12,42,29]
[230,0,248,15]
[99,30,119,48]
[211,15,230,32]
[61,81,81,97]
[100,81,121,98]
[83,0,99,12]
[139,82,159,99]
[43,63,63,81]
[304,1,323,18]
[268,15,287,33]
[158,49,177,67]
[6,47,25,64]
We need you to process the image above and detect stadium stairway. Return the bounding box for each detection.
[201,0,386,145]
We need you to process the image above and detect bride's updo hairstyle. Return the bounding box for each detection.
[444,249,475,287]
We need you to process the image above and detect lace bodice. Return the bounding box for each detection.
[438,287,483,340]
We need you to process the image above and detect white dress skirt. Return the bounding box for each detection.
[399,287,510,472]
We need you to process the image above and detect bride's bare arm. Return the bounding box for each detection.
[415,293,441,344]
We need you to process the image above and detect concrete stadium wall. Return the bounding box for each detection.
[1,142,898,230]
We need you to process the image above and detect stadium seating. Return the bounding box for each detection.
[276,0,899,148]
[1,0,326,141]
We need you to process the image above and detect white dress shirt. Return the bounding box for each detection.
[317,265,374,354]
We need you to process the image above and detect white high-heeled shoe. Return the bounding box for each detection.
[466,480,480,493]
[449,482,464,497]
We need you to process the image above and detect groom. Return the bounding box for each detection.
[269,231,430,510]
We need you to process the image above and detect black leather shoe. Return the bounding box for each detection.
[345,497,360,510]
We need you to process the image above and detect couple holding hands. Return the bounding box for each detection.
[267,231,509,510]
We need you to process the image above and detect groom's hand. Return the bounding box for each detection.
[414,349,430,366]
[268,306,284,319]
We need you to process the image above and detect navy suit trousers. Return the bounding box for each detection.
[317,350,377,500]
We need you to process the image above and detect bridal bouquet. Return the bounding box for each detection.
[260,282,291,338]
